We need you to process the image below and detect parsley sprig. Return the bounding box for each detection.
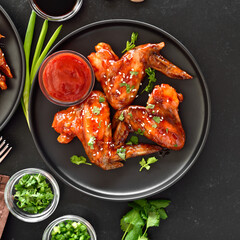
[14,174,54,214]
[70,155,92,166]
[120,199,170,240]
[122,32,138,53]
[141,68,157,93]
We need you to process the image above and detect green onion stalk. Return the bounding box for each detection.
[21,11,62,128]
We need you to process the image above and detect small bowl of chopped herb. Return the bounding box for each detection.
[42,215,97,240]
[4,168,60,222]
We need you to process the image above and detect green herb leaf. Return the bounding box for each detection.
[135,128,145,136]
[130,71,139,76]
[141,68,157,94]
[98,120,102,129]
[149,199,171,209]
[126,136,139,145]
[153,116,161,123]
[92,106,100,115]
[146,104,155,109]
[117,147,126,160]
[88,136,96,149]
[119,112,125,121]
[70,155,92,166]
[120,82,135,93]
[108,123,112,128]
[128,112,133,118]
[122,32,138,53]
[146,211,160,228]
[166,128,169,133]
[174,144,178,147]
[99,96,105,103]
[139,157,158,171]
[152,124,157,128]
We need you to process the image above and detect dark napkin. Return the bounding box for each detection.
[0,175,10,238]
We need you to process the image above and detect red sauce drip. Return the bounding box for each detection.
[42,53,92,102]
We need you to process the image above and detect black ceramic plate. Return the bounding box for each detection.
[0,6,25,131]
[29,20,210,200]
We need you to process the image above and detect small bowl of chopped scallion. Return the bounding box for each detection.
[4,168,60,222]
[42,215,97,240]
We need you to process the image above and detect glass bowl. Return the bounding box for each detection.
[4,168,60,223]
[38,50,95,107]
[28,0,83,22]
[42,215,97,240]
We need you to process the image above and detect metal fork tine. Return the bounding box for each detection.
[0,140,6,149]
[0,143,9,155]
[0,146,12,163]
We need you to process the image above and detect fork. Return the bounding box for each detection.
[0,136,12,163]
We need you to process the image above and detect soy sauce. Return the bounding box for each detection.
[33,0,78,16]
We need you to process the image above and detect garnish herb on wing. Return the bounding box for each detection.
[141,68,157,94]
[146,104,155,109]
[135,128,145,135]
[120,199,170,240]
[88,136,96,149]
[118,112,125,121]
[51,220,91,240]
[92,106,100,115]
[117,147,126,160]
[139,157,159,171]
[120,82,135,93]
[126,136,139,145]
[99,96,105,103]
[21,11,62,127]
[14,174,54,214]
[70,155,92,166]
[122,32,138,53]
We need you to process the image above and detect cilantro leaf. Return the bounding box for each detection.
[139,157,159,171]
[130,71,139,76]
[120,82,135,93]
[122,32,138,53]
[70,155,92,166]
[119,112,125,121]
[117,147,126,160]
[146,104,155,109]
[166,128,169,133]
[146,211,160,228]
[126,136,139,145]
[128,112,133,118]
[152,124,157,128]
[149,199,171,209]
[88,136,96,149]
[135,128,144,135]
[99,96,105,103]
[153,116,161,123]
[141,68,157,94]
[158,208,168,220]
[92,106,100,115]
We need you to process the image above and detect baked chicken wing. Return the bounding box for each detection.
[113,84,185,150]
[88,42,192,109]
[52,91,162,170]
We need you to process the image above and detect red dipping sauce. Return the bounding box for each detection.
[39,50,95,106]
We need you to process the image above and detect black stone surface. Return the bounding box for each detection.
[0,0,240,239]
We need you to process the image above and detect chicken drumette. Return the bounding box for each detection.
[113,84,185,150]
[52,91,162,170]
[88,42,192,109]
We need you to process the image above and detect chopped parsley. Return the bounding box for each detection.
[108,123,111,128]
[141,67,157,93]
[174,144,178,147]
[130,71,139,76]
[122,32,138,53]
[153,116,161,123]
[99,96,105,103]
[166,128,169,133]
[139,156,159,171]
[120,199,170,240]
[92,106,100,115]
[146,104,155,109]
[88,136,96,149]
[118,112,125,121]
[126,136,139,145]
[98,120,102,128]
[117,147,126,160]
[135,128,145,135]
[13,174,54,214]
[70,155,92,166]
[152,124,157,128]
[120,82,135,93]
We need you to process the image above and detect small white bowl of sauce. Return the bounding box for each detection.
[28,0,83,22]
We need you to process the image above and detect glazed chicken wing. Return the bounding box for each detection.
[52,91,162,170]
[88,42,192,109]
[113,84,185,150]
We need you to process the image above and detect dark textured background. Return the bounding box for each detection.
[1,0,240,239]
